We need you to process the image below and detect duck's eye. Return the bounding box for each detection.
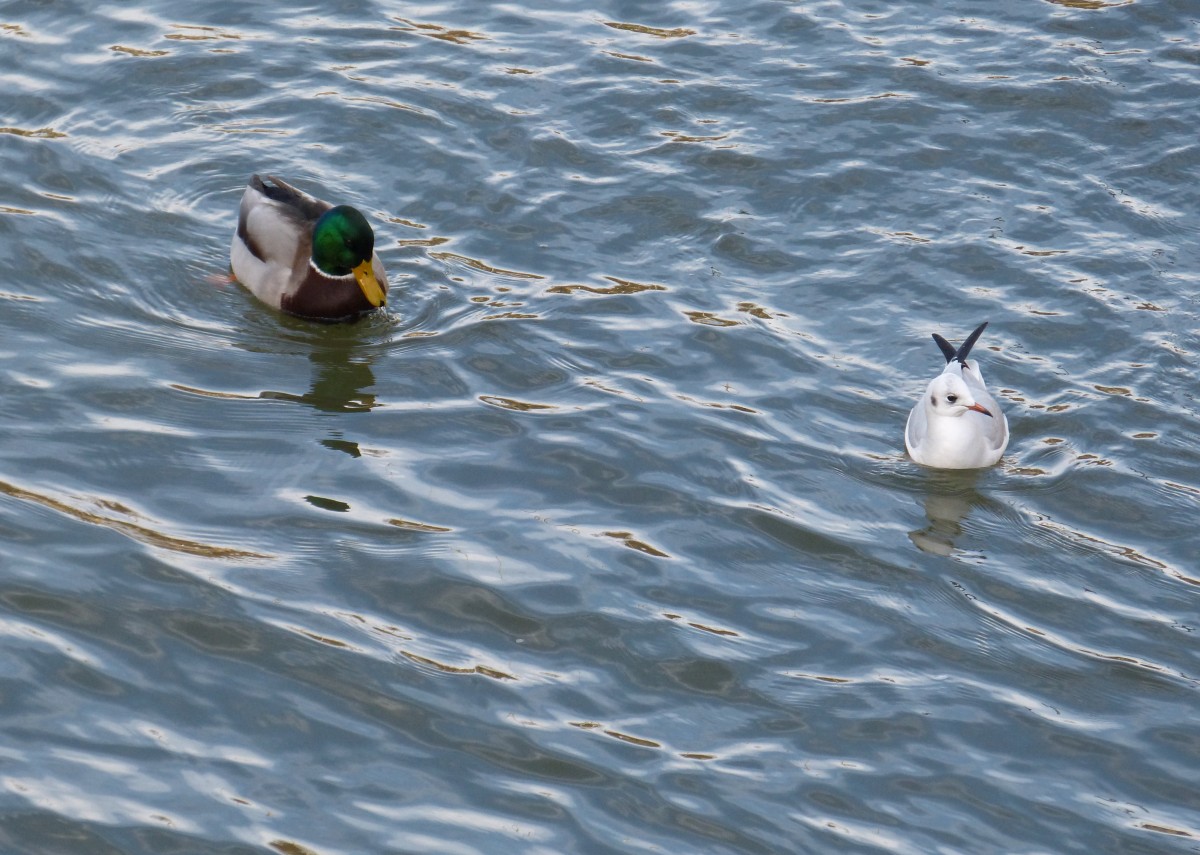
[947,394,958,404]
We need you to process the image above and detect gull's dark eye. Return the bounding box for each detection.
[947,394,958,404]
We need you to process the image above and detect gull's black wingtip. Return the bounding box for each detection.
[931,322,989,365]
[956,321,989,365]
[932,333,956,364]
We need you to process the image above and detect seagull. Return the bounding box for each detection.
[905,322,1009,469]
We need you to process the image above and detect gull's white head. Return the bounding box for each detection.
[924,372,994,420]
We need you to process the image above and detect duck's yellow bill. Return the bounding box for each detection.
[352,259,386,307]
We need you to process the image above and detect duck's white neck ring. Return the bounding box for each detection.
[309,258,356,281]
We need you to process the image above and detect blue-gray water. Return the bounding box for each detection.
[2,1,1199,853]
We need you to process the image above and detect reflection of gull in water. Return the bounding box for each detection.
[908,471,986,556]
[909,492,977,556]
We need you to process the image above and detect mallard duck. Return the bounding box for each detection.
[230,174,388,321]
[905,321,1009,469]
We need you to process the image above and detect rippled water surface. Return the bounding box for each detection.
[3,1,1200,852]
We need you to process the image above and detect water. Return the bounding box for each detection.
[2,1,1198,852]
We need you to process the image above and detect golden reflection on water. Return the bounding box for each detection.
[1135,822,1194,840]
[601,530,669,558]
[0,478,269,560]
[548,277,666,296]
[329,93,426,114]
[583,379,643,401]
[403,651,515,680]
[736,302,781,319]
[396,236,449,248]
[601,730,660,748]
[386,517,452,533]
[870,228,932,244]
[209,121,293,136]
[295,627,353,649]
[390,17,487,45]
[1043,0,1132,7]
[573,720,720,763]
[0,126,67,139]
[430,251,545,281]
[604,51,653,64]
[1033,514,1168,572]
[811,92,903,104]
[482,311,539,320]
[786,672,853,684]
[603,22,696,39]
[659,130,730,144]
[169,383,272,401]
[110,45,169,58]
[571,722,718,760]
[684,310,739,328]
[386,216,428,229]
[570,721,661,749]
[662,612,739,637]
[478,395,556,412]
[269,839,322,855]
[164,24,241,42]
[674,394,757,414]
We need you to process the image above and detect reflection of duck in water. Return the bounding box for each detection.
[257,347,379,415]
[906,322,1008,469]
[231,175,388,322]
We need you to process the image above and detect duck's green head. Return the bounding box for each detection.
[311,205,386,307]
